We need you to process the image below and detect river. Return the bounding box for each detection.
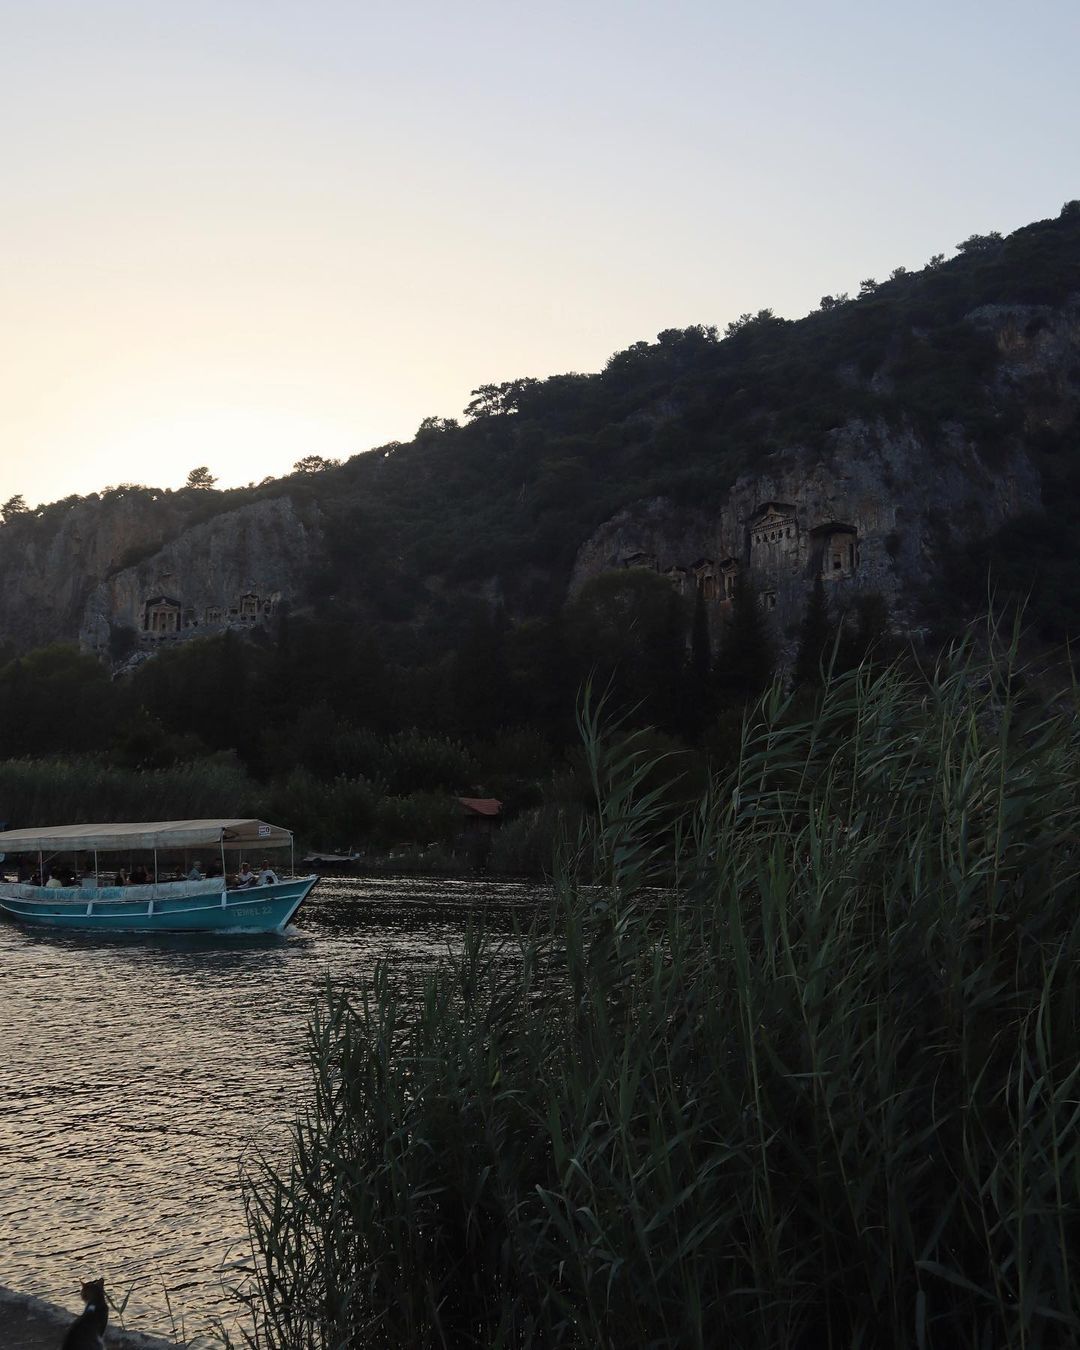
[0,876,543,1345]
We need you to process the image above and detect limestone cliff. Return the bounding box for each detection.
[570,298,1080,636]
[0,238,1076,667]
[0,491,322,658]
[570,420,1041,634]
[79,496,321,655]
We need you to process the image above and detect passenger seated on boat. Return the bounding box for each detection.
[257,860,279,886]
[45,873,65,889]
[130,864,149,884]
[234,862,256,889]
[187,862,204,881]
[114,868,129,886]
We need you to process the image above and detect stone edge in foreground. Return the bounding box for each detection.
[0,1284,179,1349]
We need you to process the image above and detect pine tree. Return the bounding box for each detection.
[639,587,689,735]
[794,576,835,687]
[714,572,774,702]
[690,585,711,684]
[838,591,893,671]
[677,584,714,740]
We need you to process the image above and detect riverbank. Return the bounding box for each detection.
[0,1284,179,1349]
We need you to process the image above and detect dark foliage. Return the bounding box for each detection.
[1,206,1079,862]
[793,576,834,688]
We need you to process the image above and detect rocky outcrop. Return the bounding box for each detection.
[0,491,322,658]
[976,299,1080,435]
[0,490,176,654]
[570,298,1080,637]
[0,291,1073,665]
[570,418,1042,633]
[80,496,320,654]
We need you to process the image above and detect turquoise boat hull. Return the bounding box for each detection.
[0,876,318,933]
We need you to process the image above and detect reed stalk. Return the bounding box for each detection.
[235,629,1080,1348]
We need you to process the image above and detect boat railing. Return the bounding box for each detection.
[4,877,225,902]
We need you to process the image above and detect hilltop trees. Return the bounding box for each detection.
[724,308,776,336]
[416,416,460,440]
[293,455,341,474]
[1,495,27,523]
[185,466,217,490]
[464,379,539,420]
[956,231,1003,255]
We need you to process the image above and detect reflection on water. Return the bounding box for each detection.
[0,876,542,1344]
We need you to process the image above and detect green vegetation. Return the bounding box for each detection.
[7,203,1069,648]
[0,204,1078,859]
[0,575,757,863]
[185,465,218,490]
[233,627,1080,1347]
[793,574,833,688]
[0,493,27,523]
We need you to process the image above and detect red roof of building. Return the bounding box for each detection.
[457,797,502,818]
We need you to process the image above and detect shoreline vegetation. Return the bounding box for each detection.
[227,625,1080,1348]
[0,750,562,879]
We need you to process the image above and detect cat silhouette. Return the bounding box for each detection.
[60,1278,108,1350]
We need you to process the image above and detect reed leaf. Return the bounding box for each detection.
[235,628,1080,1348]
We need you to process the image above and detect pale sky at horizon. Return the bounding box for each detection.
[1,0,1077,508]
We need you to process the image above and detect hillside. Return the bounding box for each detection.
[1,201,1078,668]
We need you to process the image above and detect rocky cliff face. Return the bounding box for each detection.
[978,300,1080,434]
[0,295,1074,665]
[79,496,321,655]
[570,420,1042,636]
[0,492,322,658]
[569,300,1080,639]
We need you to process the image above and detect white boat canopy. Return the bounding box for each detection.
[0,819,293,853]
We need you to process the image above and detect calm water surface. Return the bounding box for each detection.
[0,876,543,1344]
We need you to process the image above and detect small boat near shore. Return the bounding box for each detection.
[0,818,318,934]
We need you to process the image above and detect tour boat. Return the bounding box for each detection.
[0,818,318,933]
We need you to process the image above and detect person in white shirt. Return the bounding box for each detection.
[235,862,256,889]
[257,860,279,886]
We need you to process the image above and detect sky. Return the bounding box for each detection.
[1,0,1077,508]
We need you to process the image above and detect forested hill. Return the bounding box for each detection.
[325,202,1080,624]
[1,200,1079,663]
[0,203,1077,853]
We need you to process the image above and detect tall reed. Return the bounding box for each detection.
[236,627,1080,1348]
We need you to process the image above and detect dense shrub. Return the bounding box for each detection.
[0,754,254,826]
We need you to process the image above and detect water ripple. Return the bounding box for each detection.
[0,876,542,1343]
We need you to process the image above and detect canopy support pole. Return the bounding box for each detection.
[290,839,295,879]
[153,850,158,885]
[93,849,98,886]
[220,836,227,887]
[38,850,42,886]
